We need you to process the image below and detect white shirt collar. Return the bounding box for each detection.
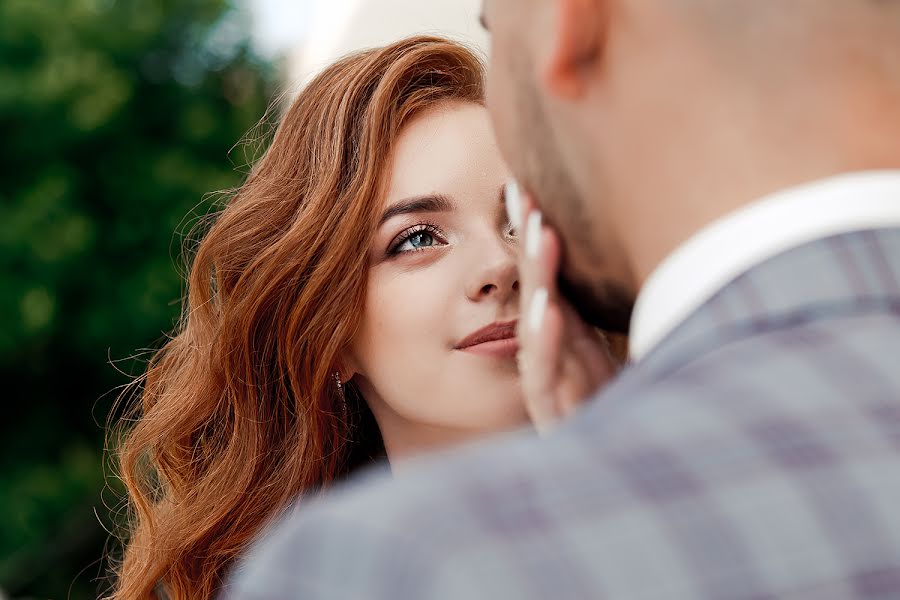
[629,170,900,362]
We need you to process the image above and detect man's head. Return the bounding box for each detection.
[482,0,900,332]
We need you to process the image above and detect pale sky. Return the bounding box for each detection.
[243,0,316,58]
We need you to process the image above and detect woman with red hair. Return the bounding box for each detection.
[108,35,544,599]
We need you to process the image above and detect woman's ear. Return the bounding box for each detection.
[335,355,359,384]
[542,0,609,100]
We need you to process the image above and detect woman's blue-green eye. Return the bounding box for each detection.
[389,224,446,255]
[408,232,434,249]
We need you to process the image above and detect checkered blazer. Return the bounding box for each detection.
[223,228,900,600]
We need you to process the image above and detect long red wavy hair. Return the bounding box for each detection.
[107,36,486,600]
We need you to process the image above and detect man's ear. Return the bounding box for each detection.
[542,0,608,100]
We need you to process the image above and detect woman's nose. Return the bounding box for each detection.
[465,241,520,304]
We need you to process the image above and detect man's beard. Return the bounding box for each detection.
[557,266,633,334]
[515,76,635,334]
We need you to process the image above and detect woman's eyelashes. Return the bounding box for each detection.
[388,223,449,256]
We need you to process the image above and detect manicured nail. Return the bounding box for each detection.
[526,210,542,258]
[529,287,548,333]
[505,180,523,230]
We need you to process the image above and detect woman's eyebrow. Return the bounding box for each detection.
[379,194,453,226]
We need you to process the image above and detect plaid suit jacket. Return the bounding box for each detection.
[223,228,900,600]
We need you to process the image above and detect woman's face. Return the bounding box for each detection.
[348,100,527,458]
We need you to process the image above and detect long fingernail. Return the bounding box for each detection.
[526,210,542,258]
[505,180,522,230]
[529,287,548,333]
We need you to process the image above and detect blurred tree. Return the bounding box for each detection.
[0,0,274,597]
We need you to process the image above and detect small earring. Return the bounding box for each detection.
[333,371,347,413]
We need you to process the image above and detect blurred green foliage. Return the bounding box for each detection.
[0,0,274,597]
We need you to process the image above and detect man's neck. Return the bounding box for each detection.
[621,135,900,290]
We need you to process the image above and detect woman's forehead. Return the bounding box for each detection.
[385,102,505,206]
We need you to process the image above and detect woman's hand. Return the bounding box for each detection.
[507,182,620,434]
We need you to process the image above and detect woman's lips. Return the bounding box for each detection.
[454,320,519,359]
[459,336,520,359]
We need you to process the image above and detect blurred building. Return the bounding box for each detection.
[283,0,488,87]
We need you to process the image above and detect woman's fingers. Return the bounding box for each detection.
[508,180,618,432]
[519,211,569,430]
[522,287,563,430]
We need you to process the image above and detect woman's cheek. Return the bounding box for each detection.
[378,268,446,355]
[373,266,452,376]
[358,269,433,367]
